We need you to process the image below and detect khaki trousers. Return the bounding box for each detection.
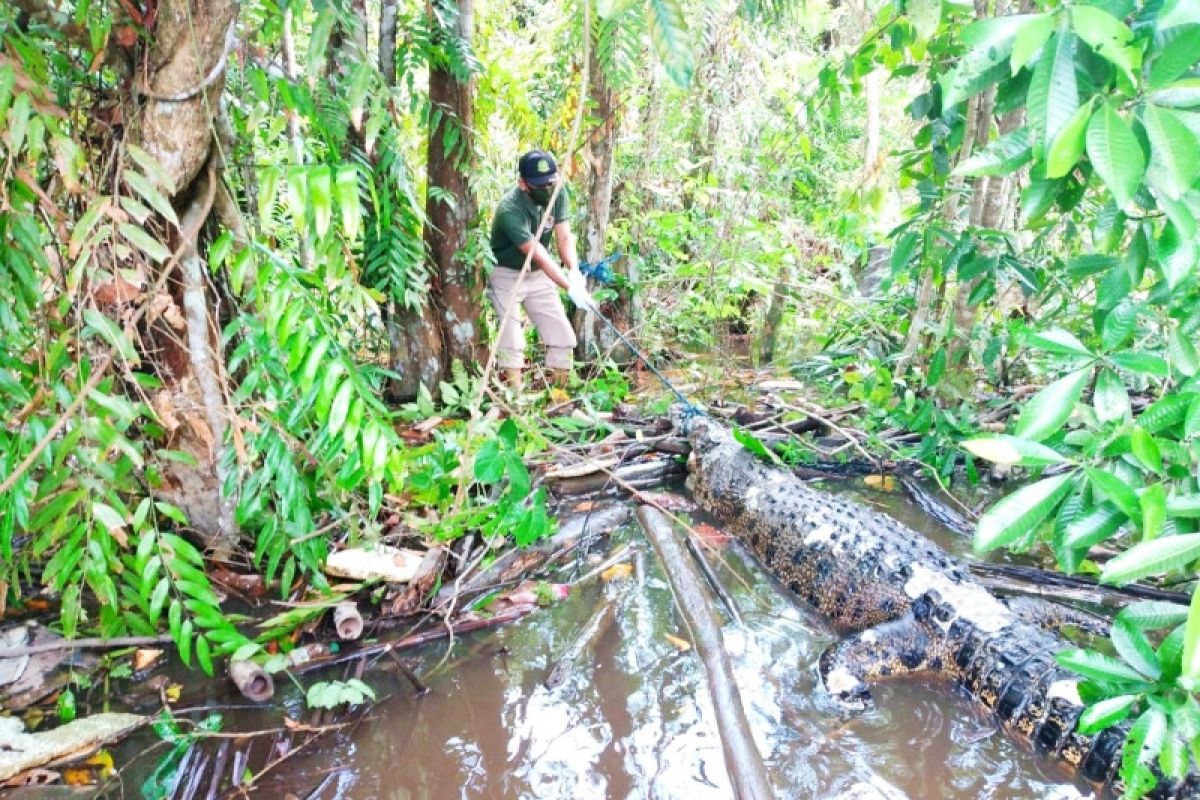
[488,267,577,370]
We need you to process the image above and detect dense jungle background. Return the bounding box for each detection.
[2,0,1200,795]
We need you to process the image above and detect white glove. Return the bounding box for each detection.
[566,269,597,311]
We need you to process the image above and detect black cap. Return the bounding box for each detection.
[518,150,558,186]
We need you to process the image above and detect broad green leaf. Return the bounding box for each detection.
[1077,694,1138,733]
[123,170,179,226]
[1093,368,1131,423]
[1167,494,1200,517]
[1182,584,1200,680]
[961,434,1067,466]
[1187,396,1200,436]
[1169,328,1200,376]
[1069,5,1138,85]
[1046,101,1093,178]
[1014,368,1091,441]
[1111,351,1170,376]
[1027,31,1080,158]
[1112,617,1162,679]
[1100,299,1137,351]
[83,308,139,364]
[974,472,1075,552]
[286,166,307,233]
[1063,502,1126,548]
[308,166,332,239]
[1086,102,1145,209]
[1011,12,1056,74]
[474,440,505,483]
[1086,468,1140,519]
[908,0,942,39]
[335,166,361,240]
[1150,77,1200,108]
[1028,327,1094,357]
[1118,600,1189,630]
[327,379,353,436]
[1149,28,1200,88]
[118,223,171,263]
[1157,220,1198,289]
[1058,647,1151,682]
[258,166,280,227]
[1140,392,1196,432]
[943,15,1035,107]
[91,501,126,534]
[1131,427,1162,472]
[647,0,693,86]
[1141,483,1167,541]
[954,127,1033,177]
[1143,104,1200,199]
[125,143,177,194]
[1100,532,1200,584]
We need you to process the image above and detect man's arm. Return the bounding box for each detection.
[553,221,579,274]
[515,238,570,289]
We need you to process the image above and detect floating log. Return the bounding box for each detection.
[969,562,1190,608]
[229,659,274,702]
[544,597,618,689]
[333,602,364,641]
[636,505,774,800]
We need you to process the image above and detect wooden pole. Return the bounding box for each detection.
[635,505,774,800]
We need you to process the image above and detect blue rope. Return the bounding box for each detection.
[589,308,704,420]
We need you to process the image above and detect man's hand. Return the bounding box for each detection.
[566,269,597,312]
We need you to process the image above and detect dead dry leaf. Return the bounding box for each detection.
[664,633,692,652]
[601,563,633,582]
[132,649,163,673]
[863,475,895,492]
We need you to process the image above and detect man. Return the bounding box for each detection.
[488,149,595,389]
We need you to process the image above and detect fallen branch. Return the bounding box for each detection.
[969,562,1189,608]
[636,506,773,800]
[544,595,619,689]
[0,634,172,658]
[686,536,743,626]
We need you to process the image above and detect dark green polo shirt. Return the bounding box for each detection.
[489,186,569,269]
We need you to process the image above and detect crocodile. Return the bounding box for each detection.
[681,414,1199,799]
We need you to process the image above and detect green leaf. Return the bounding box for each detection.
[974,472,1075,552]
[1111,351,1170,376]
[123,170,179,226]
[1167,494,1200,517]
[1028,327,1094,357]
[195,634,213,677]
[733,426,783,465]
[1141,392,1196,432]
[1086,101,1145,209]
[1157,220,1198,289]
[647,0,693,86]
[309,166,332,239]
[954,127,1033,177]
[118,223,171,263]
[1077,693,1138,733]
[1063,503,1126,549]
[83,308,139,365]
[1100,532,1200,584]
[1011,12,1057,74]
[327,379,353,436]
[335,166,361,240]
[91,501,126,534]
[1100,299,1137,351]
[1168,329,1200,376]
[1149,28,1200,88]
[1143,104,1200,200]
[1182,584,1200,680]
[1187,396,1200,436]
[1141,483,1167,541]
[1026,31,1080,158]
[1150,77,1200,108]
[1046,101,1093,178]
[1058,647,1151,683]
[961,435,1067,466]
[1069,5,1138,85]
[1086,468,1140,520]
[474,440,505,483]
[286,166,307,233]
[1117,600,1189,630]
[1131,427,1162,472]
[942,15,1034,107]
[1093,368,1131,423]
[1014,368,1091,441]
[1112,617,1162,679]
[908,0,942,39]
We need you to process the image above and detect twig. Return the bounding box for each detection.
[0,634,172,657]
[686,536,743,626]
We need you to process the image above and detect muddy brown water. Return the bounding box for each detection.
[96,484,1093,800]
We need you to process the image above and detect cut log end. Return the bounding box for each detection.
[333,601,365,641]
[228,659,274,702]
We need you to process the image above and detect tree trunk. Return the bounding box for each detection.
[425,0,481,372]
[575,28,624,363]
[128,0,240,551]
[759,262,792,364]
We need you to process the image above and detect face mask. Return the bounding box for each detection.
[528,185,554,205]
